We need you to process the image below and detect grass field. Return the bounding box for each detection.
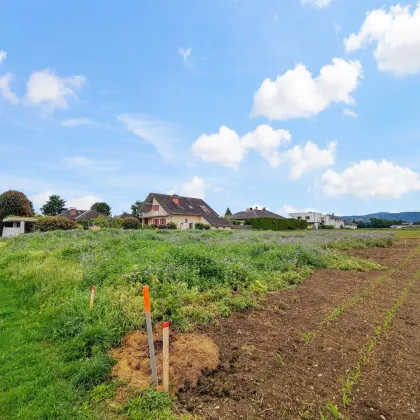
[0,229,395,419]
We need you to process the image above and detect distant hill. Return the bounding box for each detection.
[342,212,420,223]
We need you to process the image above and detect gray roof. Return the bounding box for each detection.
[327,214,343,221]
[139,193,233,227]
[230,208,285,220]
[59,209,100,220]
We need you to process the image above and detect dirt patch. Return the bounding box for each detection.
[177,241,420,419]
[110,330,219,392]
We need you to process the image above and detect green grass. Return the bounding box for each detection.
[0,229,393,418]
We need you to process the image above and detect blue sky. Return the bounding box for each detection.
[1,0,420,216]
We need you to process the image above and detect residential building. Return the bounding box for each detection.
[288,212,344,229]
[230,207,284,224]
[139,193,233,229]
[59,208,100,221]
[344,220,358,230]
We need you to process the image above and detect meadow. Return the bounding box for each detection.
[0,229,394,419]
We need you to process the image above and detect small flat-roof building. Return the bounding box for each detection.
[2,217,37,238]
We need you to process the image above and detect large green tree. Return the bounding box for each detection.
[131,200,144,216]
[225,207,232,217]
[0,190,34,221]
[41,195,66,216]
[91,202,111,216]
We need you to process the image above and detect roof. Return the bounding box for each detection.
[139,193,233,227]
[327,214,343,221]
[58,209,100,220]
[3,217,37,222]
[230,208,285,220]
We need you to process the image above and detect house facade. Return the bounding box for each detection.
[230,207,284,224]
[139,193,233,229]
[288,212,344,229]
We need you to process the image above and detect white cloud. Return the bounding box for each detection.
[323,159,420,198]
[178,48,193,68]
[0,73,19,105]
[343,108,358,118]
[285,141,337,179]
[24,69,86,112]
[191,125,246,168]
[118,114,178,162]
[241,124,291,167]
[0,50,6,65]
[251,58,363,120]
[344,4,420,76]
[30,190,53,209]
[301,0,332,8]
[67,195,102,209]
[280,204,320,216]
[60,118,101,127]
[180,176,206,198]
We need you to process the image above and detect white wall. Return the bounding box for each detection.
[2,221,25,238]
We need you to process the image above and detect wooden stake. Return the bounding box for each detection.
[163,322,170,392]
[89,286,96,310]
[143,285,158,386]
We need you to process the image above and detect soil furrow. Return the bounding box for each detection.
[177,241,420,420]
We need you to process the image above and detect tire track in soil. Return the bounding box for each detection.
[345,270,420,420]
[177,241,420,420]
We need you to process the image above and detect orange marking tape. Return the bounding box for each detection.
[143,285,151,313]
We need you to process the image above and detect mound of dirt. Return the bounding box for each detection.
[110,330,219,392]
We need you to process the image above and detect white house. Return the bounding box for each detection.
[2,217,36,238]
[288,212,344,229]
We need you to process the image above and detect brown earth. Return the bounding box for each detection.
[111,330,219,393]
[176,240,420,419]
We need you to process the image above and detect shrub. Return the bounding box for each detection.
[92,215,124,229]
[166,222,177,230]
[77,220,90,230]
[246,217,307,231]
[232,220,241,226]
[320,224,334,229]
[35,217,78,232]
[122,217,141,230]
[0,190,34,221]
[195,223,210,230]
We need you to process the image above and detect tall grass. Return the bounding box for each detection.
[0,229,392,418]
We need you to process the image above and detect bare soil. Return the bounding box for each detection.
[177,240,420,419]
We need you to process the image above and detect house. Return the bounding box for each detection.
[344,220,358,230]
[58,208,100,221]
[138,193,233,229]
[2,217,36,238]
[288,212,344,229]
[230,207,284,224]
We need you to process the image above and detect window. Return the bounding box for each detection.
[305,216,310,220]
[152,205,160,211]
[184,218,188,223]
[297,216,302,220]
[159,218,166,225]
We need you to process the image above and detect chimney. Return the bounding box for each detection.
[262,207,266,211]
[173,194,179,205]
[69,207,77,216]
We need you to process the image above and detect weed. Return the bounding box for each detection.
[327,401,343,419]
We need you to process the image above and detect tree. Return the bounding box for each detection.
[131,200,144,216]
[40,195,66,216]
[0,190,34,221]
[225,207,232,217]
[91,202,111,216]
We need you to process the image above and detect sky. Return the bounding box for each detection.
[1,0,420,217]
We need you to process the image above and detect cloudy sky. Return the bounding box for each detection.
[1,0,420,216]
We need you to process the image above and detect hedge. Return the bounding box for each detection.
[245,217,307,231]
[122,217,141,230]
[35,217,78,232]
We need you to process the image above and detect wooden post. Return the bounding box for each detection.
[89,286,96,310]
[163,322,170,392]
[143,285,158,386]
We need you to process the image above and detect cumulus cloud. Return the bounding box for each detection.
[301,0,332,8]
[343,108,358,118]
[191,125,246,168]
[285,141,337,179]
[30,190,54,210]
[30,190,102,211]
[344,4,420,76]
[191,125,291,168]
[60,118,101,127]
[24,69,86,112]
[180,176,206,198]
[323,159,420,198]
[0,73,19,105]
[251,58,363,120]
[241,124,291,167]
[0,50,6,64]
[118,114,179,162]
[280,204,320,216]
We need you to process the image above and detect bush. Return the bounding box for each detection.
[232,220,241,226]
[167,222,177,230]
[0,190,34,221]
[35,217,78,232]
[195,223,210,230]
[92,215,124,229]
[319,224,334,229]
[246,217,307,231]
[122,217,141,230]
